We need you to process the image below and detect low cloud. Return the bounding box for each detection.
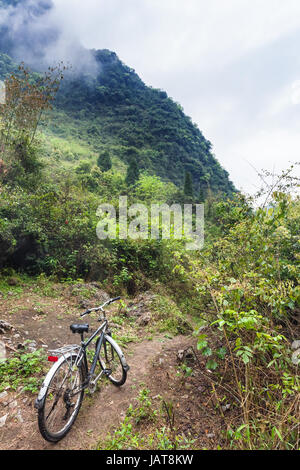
[0,0,99,75]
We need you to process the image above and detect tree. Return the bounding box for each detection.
[184,171,193,200]
[198,186,205,203]
[135,174,177,203]
[126,154,140,186]
[0,62,66,186]
[97,150,112,172]
[75,160,92,174]
[0,62,65,146]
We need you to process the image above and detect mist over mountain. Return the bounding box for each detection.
[0,0,235,194]
[0,0,98,75]
[0,1,57,60]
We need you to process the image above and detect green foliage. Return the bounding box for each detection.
[0,346,45,393]
[127,388,158,424]
[100,415,141,450]
[135,173,178,204]
[75,160,92,174]
[184,171,193,201]
[97,388,195,450]
[150,294,192,335]
[97,150,112,172]
[0,175,190,288]
[189,186,300,450]
[0,62,65,189]
[125,152,140,187]
[0,52,17,78]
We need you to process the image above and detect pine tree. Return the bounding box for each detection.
[198,186,205,202]
[97,150,112,172]
[184,171,193,200]
[126,155,140,186]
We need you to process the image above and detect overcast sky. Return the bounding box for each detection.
[51,0,300,195]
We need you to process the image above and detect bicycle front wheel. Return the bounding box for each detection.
[97,334,128,386]
[37,354,84,443]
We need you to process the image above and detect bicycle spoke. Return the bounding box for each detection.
[38,355,84,441]
[98,337,127,386]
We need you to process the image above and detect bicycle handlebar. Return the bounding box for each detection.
[80,296,121,317]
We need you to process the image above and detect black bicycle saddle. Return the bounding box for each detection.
[70,323,89,334]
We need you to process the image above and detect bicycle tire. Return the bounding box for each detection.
[37,354,84,443]
[97,334,128,386]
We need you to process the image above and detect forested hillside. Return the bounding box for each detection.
[55,49,235,194]
[0,49,235,195]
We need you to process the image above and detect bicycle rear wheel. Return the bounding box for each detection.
[37,354,84,442]
[97,334,128,386]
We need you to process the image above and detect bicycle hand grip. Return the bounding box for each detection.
[80,309,91,317]
[109,296,121,304]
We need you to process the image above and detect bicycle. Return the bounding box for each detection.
[35,296,129,443]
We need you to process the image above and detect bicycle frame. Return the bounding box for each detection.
[78,318,109,389]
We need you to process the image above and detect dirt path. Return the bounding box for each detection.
[0,333,186,450]
[0,282,223,450]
